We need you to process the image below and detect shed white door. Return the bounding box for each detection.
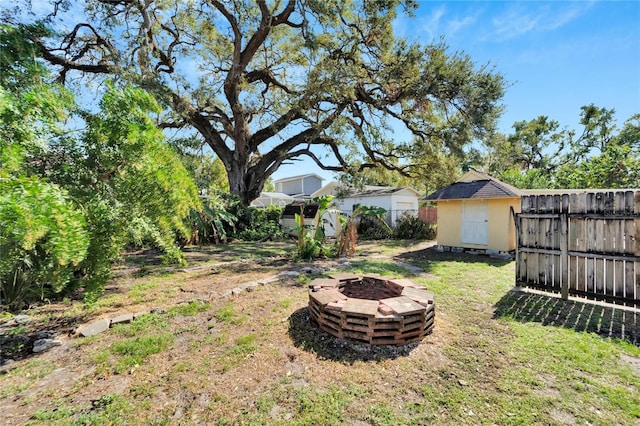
[461,201,488,245]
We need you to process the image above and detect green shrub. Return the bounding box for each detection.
[358,217,392,240]
[393,212,436,240]
[0,175,89,312]
[220,194,285,242]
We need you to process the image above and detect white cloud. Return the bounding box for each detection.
[491,1,594,41]
[447,14,478,36]
[403,4,479,42]
[419,5,447,40]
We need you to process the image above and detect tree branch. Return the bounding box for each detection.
[169,92,232,163]
[245,69,296,94]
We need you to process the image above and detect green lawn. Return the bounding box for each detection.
[1,241,638,425]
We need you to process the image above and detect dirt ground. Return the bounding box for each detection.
[1,240,446,424]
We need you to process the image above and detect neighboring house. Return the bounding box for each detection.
[312,182,423,236]
[273,173,325,198]
[424,170,524,254]
[250,192,295,208]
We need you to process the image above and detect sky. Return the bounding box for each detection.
[272,0,640,183]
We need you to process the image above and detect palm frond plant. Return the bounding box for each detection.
[293,195,336,260]
[187,195,237,245]
[337,205,390,257]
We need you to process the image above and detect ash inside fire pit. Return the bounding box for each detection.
[340,277,402,300]
[308,274,435,347]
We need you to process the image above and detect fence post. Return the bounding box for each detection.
[511,206,520,288]
[560,213,569,300]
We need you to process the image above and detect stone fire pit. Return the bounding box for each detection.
[308,273,435,346]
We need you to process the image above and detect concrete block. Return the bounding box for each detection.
[77,318,111,337]
[110,313,134,325]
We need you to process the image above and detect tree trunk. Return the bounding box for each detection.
[226,162,265,206]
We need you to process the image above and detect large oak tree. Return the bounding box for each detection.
[7,0,505,204]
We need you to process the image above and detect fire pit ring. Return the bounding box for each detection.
[308,273,435,346]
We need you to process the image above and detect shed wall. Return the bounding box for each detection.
[435,198,521,252]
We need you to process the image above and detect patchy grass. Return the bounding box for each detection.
[96,332,175,375]
[29,393,132,425]
[0,359,56,399]
[167,300,210,317]
[215,303,246,325]
[1,241,638,425]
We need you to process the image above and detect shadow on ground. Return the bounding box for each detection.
[288,307,419,363]
[494,289,639,345]
[0,312,89,362]
[395,246,512,272]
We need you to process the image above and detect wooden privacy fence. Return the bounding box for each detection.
[515,190,639,307]
[418,206,437,224]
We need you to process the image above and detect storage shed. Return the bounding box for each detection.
[424,171,524,254]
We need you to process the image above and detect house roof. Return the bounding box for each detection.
[257,192,294,198]
[272,173,324,184]
[425,173,524,200]
[312,182,422,198]
[350,186,421,198]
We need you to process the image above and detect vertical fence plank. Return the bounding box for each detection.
[605,259,615,296]
[540,254,550,288]
[625,261,635,303]
[614,260,624,298]
[569,217,577,251]
[615,191,626,214]
[604,219,614,253]
[625,219,635,255]
[560,214,568,299]
[635,261,639,302]
[586,257,596,296]
[519,251,528,283]
[595,192,604,214]
[521,196,529,214]
[595,219,605,252]
[596,258,605,295]
[554,253,562,290]
[587,219,596,252]
[569,255,577,292]
[615,260,625,300]
[625,191,640,215]
[634,216,639,256]
[528,251,538,285]
[544,218,553,249]
[578,256,587,293]
[546,195,554,213]
[609,219,624,254]
[574,219,587,252]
